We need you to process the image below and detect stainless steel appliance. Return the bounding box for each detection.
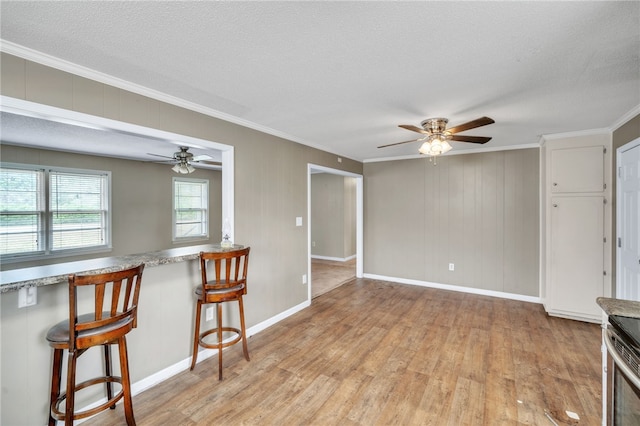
[604,315,640,425]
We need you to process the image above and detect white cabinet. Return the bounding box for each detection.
[551,145,605,193]
[548,196,604,318]
[543,135,611,322]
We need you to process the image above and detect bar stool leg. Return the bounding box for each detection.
[217,302,223,380]
[65,351,78,426]
[118,336,136,426]
[238,297,250,361]
[49,348,63,426]
[190,300,203,370]
[104,344,116,409]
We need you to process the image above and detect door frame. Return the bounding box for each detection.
[307,164,363,301]
[616,136,640,299]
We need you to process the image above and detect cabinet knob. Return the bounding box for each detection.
[553,204,558,208]
[553,183,558,187]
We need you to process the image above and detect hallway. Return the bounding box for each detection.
[311,258,356,298]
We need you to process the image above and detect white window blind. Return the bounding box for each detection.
[50,171,108,251]
[174,178,208,240]
[0,164,110,260]
[0,168,44,255]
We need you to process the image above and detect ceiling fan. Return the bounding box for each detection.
[147,146,221,174]
[378,116,495,161]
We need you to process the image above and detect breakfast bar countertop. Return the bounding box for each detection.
[0,243,244,293]
[597,297,640,320]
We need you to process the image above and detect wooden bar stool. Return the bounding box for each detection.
[190,247,250,380]
[46,264,144,426]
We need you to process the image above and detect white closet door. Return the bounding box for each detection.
[550,196,604,318]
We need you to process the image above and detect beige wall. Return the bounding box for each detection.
[611,113,640,295]
[310,173,356,259]
[364,149,540,296]
[0,52,363,425]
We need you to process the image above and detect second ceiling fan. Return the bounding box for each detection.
[148,146,221,174]
[378,116,495,159]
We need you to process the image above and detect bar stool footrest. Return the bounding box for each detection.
[198,327,242,350]
[51,376,124,421]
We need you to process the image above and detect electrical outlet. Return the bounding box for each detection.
[302,274,307,285]
[312,241,316,247]
[448,263,455,271]
[18,286,37,308]
[206,307,214,321]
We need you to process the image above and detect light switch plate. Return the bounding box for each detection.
[296,217,303,226]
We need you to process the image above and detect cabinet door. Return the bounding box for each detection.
[551,146,604,193]
[549,196,604,318]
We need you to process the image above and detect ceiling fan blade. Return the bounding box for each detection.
[399,124,429,134]
[447,116,494,135]
[377,139,419,149]
[450,135,492,144]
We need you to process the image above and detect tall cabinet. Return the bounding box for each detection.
[542,133,612,323]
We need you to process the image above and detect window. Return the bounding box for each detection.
[0,164,110,260]
[173,177,208,241]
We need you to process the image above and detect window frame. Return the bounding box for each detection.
[0,162,112,263]
[172,177,209,243]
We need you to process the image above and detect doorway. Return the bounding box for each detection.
[307,164,363,300]
[616,137,640,300]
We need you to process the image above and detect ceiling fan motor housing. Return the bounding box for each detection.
[420,118,448,134]
[174,146,194,161]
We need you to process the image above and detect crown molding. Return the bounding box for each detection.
[540,127,611,142]
[539,104,640,142]
[610,104,640,132]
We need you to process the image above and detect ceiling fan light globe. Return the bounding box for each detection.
[186,164,195,173]
[171,164,181,173]
[418,141,432,155]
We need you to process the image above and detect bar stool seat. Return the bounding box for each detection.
[190,247,250,380]
[46,264,144,426]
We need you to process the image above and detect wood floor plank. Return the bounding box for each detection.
[483,375,519,424]
[411,376,456,424]
[309,371,375,424]
[82,278,602,426]
[375,370,429,425]
[446,377,486,426]
[252,373,339,425]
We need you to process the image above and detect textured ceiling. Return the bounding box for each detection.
[1,1,639,162]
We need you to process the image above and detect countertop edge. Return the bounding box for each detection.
[0,244,244,293]
[597,297,640,319]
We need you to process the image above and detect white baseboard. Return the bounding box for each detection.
[362,273,541,304]
[311,254,356,262]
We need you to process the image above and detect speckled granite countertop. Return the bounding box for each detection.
[0,243,244,293]
[597,297,640,319]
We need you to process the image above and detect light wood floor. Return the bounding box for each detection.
[311,258,356,298]
[84,278,602,426]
